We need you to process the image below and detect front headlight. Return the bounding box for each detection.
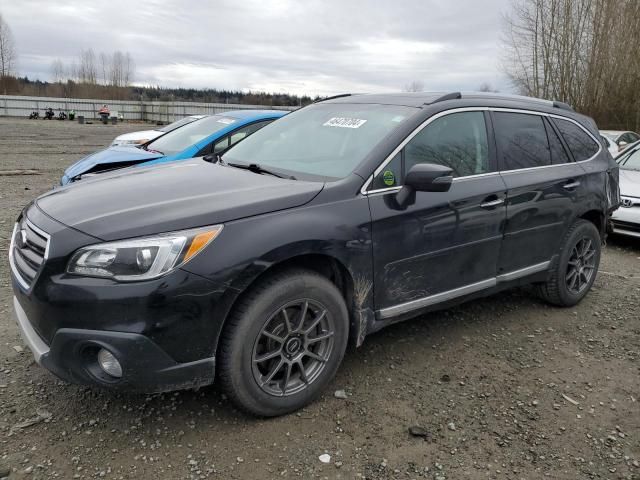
[67,225,223,281]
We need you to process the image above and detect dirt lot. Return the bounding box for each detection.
[0,117,638,479]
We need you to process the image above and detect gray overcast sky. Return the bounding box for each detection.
[0,0,513,96]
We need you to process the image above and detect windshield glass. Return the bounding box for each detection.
[618,148,640,171]
[157,116,203,133]
[147,115,238,156]
[223,103,416,179]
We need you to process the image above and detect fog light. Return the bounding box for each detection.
[97,348,123,378]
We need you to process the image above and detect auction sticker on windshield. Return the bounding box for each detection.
[323,117,367,129]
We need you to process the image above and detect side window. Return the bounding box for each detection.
[404,111,490,177]
[493,112,550,170]
[370,152,402,190]
[552,118,599,161]
[629,132,640,143]
[213,120,273,155]
[545,119,571,165]
[212,136,230,154]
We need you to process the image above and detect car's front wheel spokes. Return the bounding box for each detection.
[252,299,335,397]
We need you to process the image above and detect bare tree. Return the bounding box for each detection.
[403,80,425,92]
[99,52,110,85]
[78,48,97,84]
[478,82,499,93]
[0,14,16,78]
[51,59,65,83]
[501,0,640,131]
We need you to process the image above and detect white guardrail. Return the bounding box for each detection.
[0,95,297,122]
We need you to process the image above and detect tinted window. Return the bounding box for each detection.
[494,112,550,170]
[224,103,414,180]
[545,120,571,165]
[404,111,490,177]
[553,118,599,161]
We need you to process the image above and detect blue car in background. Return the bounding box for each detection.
[61,110,287,185]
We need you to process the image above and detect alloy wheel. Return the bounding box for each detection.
[251,299,335,397]
[565,237,596,294]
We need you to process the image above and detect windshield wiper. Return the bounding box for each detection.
[227,162,295,180]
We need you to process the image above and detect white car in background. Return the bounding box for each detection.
[601,134,618,156]
[601,130,640,154]
[611,140,640,238]
[111,115,208,146]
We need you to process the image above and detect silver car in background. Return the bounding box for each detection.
[612,140,640,238]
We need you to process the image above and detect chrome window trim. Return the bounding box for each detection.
[8,219,51,292]
[360,106,602,196]
[376,260,550,319]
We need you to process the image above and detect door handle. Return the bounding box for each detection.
[563,181,581,189]
[480,197,505,208]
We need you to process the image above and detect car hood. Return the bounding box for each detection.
[619,168,640,198]
[37,160,324,241]
[63,146,164,182]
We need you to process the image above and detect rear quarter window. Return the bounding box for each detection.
[552,118,600,161]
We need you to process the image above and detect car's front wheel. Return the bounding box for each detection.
[218,269,349,417]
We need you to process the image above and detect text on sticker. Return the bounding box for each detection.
[323,117,367,129]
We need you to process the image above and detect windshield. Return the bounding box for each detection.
[223,103,416,179]
[157,116,204,133]
[618,147,640,171]
[147,115,238,156]
[601,132,617,141]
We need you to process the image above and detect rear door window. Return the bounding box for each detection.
[552,118,599,161]
[545,119,571,165]
[493,112,550,170]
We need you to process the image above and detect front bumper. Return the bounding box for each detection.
[13,295,216,392]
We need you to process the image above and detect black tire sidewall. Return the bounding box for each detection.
[556,221,601,305]
[222,272,348,417]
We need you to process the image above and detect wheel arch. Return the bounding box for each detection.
[221,252,372,352]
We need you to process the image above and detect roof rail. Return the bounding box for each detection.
[313,93,352,103]
[552,100,574,112]
[426,92,462,105]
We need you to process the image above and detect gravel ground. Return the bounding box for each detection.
[0,117,638,479]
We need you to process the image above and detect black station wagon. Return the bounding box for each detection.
[10,92,620,416]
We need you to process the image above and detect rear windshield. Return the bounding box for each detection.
[223,103,416,180]
[147,115,238,156]
[157,116,203,133]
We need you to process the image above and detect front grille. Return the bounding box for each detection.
[9,217,50,289]
[612,219,640,233]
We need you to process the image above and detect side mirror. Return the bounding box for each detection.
[396,163,453,206]
[618,141,628,151]
[405,163,453,192]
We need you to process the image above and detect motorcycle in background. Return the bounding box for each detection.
[57,111,67,120]
[43,107,55,120]
[28,111,39,119]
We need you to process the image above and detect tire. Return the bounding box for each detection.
[537,220,601,307]
[218,269,349,417]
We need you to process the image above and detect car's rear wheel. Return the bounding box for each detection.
[537,219,601,306]
[218,269,348,417]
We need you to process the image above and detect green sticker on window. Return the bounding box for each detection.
[382,170,395,186]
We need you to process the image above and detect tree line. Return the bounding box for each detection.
[502,0,640,131]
